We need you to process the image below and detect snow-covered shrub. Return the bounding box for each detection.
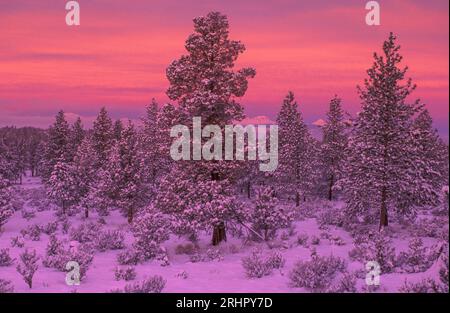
[70,222,102,243]
[21,208,36,221]
[289,252,347,291]
[251,187,293,241]
[280,231,290,241]
[0,279,14,293]
[0,248,14,266]
[399,278,443,293]
[438,245,449,292]
[156,247,171,266]
[117,248,141,265]
[320,231,331,239]
[397,238,437,273]
[59,217,70,234]
[43,242,93,281]
[348,231,396,273]
[10,235,25,248]
[123,276,166,293]
[317,205,345,228]
[410,217,448,239]
[95,230,125,252]
[401,248,450,293]
[21,224,42,241]
[189,252,203,263]
[294,201,318,220]
[328,272,357,293]
[296,233,309,247]
[16,248,39,288]
[42,235,65,267]
[310,236,321,245]
[176,270,189,279]
[0,178,14,231]
[265,250,285,269]
[42,221,58,235]
[10,196,24,212]
[188,247,224,263]
[329,235,345,246]
[114,266,136,281]
[205,248,223,262]
[132,209,170,260]
[241,250,272,278]
[0,207,13,231]
[175,243,198,255]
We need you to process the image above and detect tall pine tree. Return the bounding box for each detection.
[92,107,114,166]
[342,33,421,229]
[408,109,447,207]
[276,91,317,206]
[321,96,347,200]
[156,12,255,245]
[42,111,70,182]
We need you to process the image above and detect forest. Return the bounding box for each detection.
[0,12,448,293]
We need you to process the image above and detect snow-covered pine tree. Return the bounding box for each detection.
[113,119,124,142]
[0,175,13,231]
[92,107,114,166]
[341,33,422,229]
[132,206,171,260]
[42,111,70,182]
[16,248,39,289]
[140,99,160,185]
[276,91,318,206]
[73,136,98,218]
[105,121,145,223]
[67,117,85,162]
[156,12,255,245]
[155,103,179,176]
[321,96,348,200]
[252,186,293,241]
[407,109,447,207]
[47,160,79,214]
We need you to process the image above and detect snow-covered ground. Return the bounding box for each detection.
[0,174,447,293]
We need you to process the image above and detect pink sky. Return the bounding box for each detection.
[0,0,448,140]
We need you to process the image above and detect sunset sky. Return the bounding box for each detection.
[0,0,448,140]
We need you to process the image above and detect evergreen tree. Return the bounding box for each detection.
[141,99,160,184]
[341,33,421,229]
[74,136,98,218]
[276,91,317,206]
[157,12,255,245]
[47,160,79,214]
[92,107,114,166]
[113,119,124,142]
[67,117,85,162]
[105,122,145,223]
[42,111,70,182]
[321,96,348,200]
[408,109,447,207]
[252,186,293,241]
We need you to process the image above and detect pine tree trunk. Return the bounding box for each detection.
[295,191,300,207]
[212,222,227,245]
[247,181,251,199]
[379,186,388,230]
[85,207,89,219]
[328,174,334,201]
